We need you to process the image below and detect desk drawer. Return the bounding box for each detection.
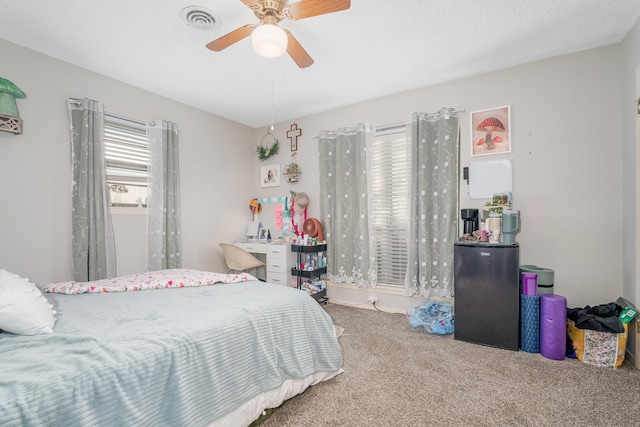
[267,258,289,274]
[267,245,288,259]
[236,242,267,254]
[267,271,291,286]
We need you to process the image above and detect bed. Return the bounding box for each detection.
[0,269,343,426]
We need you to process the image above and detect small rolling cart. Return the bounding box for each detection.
[291,243,328,304]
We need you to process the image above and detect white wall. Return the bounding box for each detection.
[255,45,624,310]
[0,32,636,315]
[620,15,640,367]
[622,7,640,307]
[0,38,255,285]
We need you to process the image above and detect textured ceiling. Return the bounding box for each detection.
[1,0,639,128]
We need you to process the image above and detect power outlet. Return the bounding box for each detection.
[368,295,378,304]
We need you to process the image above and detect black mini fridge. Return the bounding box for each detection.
[454,242,520,350]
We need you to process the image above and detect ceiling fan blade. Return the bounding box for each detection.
[240,0,260,9]
[206,24,256,51]
[286,0,350,21]
[284,30,314,68]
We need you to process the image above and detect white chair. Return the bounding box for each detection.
[219,243,266,280]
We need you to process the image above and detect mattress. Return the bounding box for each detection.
[0,276,343,426]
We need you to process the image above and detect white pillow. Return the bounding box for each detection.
[0,269,56,335]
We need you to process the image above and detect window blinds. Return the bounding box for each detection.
[104,114,149,185]
[370,125,409,286]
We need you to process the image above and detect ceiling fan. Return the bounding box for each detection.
[206,0,351,68]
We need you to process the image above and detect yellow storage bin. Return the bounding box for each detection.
[567,320,628,368]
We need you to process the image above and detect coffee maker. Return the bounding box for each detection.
[461,208,479,235]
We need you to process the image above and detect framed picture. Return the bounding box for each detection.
[258,227,270,241]
[260,164,280,188]
[470,105,511,156]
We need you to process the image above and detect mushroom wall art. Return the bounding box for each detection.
[470,105,511,156]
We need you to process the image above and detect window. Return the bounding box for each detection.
[104,113,149,207]
[370,125,410,287]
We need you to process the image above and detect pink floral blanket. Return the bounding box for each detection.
[43,269,257,294]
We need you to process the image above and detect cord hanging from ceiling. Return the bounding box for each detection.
[270,64,275,131]
[257,66,279,161]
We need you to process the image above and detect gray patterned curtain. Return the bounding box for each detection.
[405,109,459,298]
[318,124,377,287]
[146,120,182,270]
[68,98,116,281]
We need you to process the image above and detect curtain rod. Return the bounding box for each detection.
[316,107,466,138]
[422,107,466,119]
[105,111,146,127]
[376,108,466,133]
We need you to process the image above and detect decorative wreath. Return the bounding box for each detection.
[256,131,279,161]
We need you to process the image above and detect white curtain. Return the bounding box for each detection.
[67,98,116,281]
[318,124,377,287]
[405,109,459,298]
[146,120,182,270]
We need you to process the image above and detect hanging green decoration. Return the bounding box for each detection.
[256,129,279,161]
[0,77,26,118]
[0,77,27,135]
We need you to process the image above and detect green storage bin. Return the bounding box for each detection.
[520,265,554,295]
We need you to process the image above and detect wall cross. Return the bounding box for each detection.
[287,123,302,151]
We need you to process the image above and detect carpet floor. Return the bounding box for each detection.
[262,303,640,427]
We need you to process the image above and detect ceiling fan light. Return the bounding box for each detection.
[252,24,288,58]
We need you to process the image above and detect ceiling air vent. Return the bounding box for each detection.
[181,6,219,30]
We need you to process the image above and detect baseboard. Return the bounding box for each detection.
[626,348,637,368]
[327,298,405,314]
[326,282,426,314]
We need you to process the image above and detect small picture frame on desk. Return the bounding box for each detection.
[258,227,270,242]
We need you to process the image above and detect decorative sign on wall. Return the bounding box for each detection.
[287,123,301,151]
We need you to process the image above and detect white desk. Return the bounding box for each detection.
[234,242,295,286]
